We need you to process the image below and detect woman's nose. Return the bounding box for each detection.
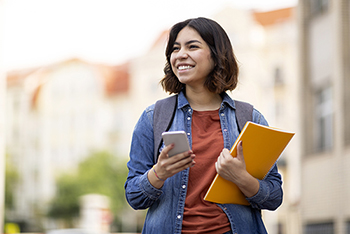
[176,48,189,59]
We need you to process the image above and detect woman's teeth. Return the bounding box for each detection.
[178,65,193,70]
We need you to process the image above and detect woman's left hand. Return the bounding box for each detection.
[215,141,246,183]
[215,141,260,198]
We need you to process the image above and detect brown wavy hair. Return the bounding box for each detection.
[160,17,239,94]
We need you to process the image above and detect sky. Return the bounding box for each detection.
[0,0,297,71]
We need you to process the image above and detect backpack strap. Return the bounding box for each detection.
[234,100,253,132]
[153,95,178,163]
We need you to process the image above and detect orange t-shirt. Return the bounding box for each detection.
[182,109,231,234]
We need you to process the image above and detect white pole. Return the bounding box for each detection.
[0,0,6,232]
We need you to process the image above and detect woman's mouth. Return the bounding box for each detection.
[178,65,194,71]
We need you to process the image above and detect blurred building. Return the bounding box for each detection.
[252,7,301,234]
[79,194,112,233]
[5,58,130,229]
[298,0,350,233]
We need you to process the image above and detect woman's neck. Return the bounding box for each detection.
[185,87,222,111]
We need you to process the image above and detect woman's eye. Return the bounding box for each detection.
[189,44,199,49]
[172,47,180,52]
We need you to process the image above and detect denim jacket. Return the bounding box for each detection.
[125,91,283,234]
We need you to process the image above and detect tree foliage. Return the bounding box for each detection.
[5,154,19,210]
[47,151,128,225]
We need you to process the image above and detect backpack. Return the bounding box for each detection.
[153,95,253,163]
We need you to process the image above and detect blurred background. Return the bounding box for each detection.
[1,0,349,233]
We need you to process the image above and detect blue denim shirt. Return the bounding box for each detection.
[125,91,283,234]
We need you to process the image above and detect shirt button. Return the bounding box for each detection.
[182,185,186,189]
[187,132,190,136]
[187,117,191,120]
[221,113,225,116]
[177,215,181,219]
[188,109,191,112]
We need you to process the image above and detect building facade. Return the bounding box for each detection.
[5,58,129,230]
[298,0,350,233]
[252,7,301,234]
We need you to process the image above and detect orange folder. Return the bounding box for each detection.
[204,121,295,205]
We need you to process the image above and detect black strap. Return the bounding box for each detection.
[153,95,178,163]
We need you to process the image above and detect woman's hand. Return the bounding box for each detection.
[148,144,195,189]
[215,141,259,198]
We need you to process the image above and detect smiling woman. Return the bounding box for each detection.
[125,17,283,234]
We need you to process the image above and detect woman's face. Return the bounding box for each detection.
[170,26,215,89]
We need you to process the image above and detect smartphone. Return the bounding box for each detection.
[162,130,191,157]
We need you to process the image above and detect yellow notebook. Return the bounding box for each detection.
[204,121,295,205]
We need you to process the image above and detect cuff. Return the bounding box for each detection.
[245,179,270,207]
[139,169,164,200]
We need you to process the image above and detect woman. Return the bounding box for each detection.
[125,17,283,234]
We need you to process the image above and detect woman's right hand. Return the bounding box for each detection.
[148,144,196,188]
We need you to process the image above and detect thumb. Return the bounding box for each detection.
[237,141,244,161]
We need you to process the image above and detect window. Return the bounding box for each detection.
[314,86,333,152]
[278,222,285,234]
[305,222,334,234]
[309,0,329,17]
[274,67,284,86]
[345,59,350,145]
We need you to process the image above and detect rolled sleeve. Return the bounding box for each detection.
[246,179,270,206]
[246,164,283,210]
[139,170,164,200]
[125,170,164,210]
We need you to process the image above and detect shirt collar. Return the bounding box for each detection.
[177,90,236,110]
[177,90,190,109]
[220,92,236,110]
